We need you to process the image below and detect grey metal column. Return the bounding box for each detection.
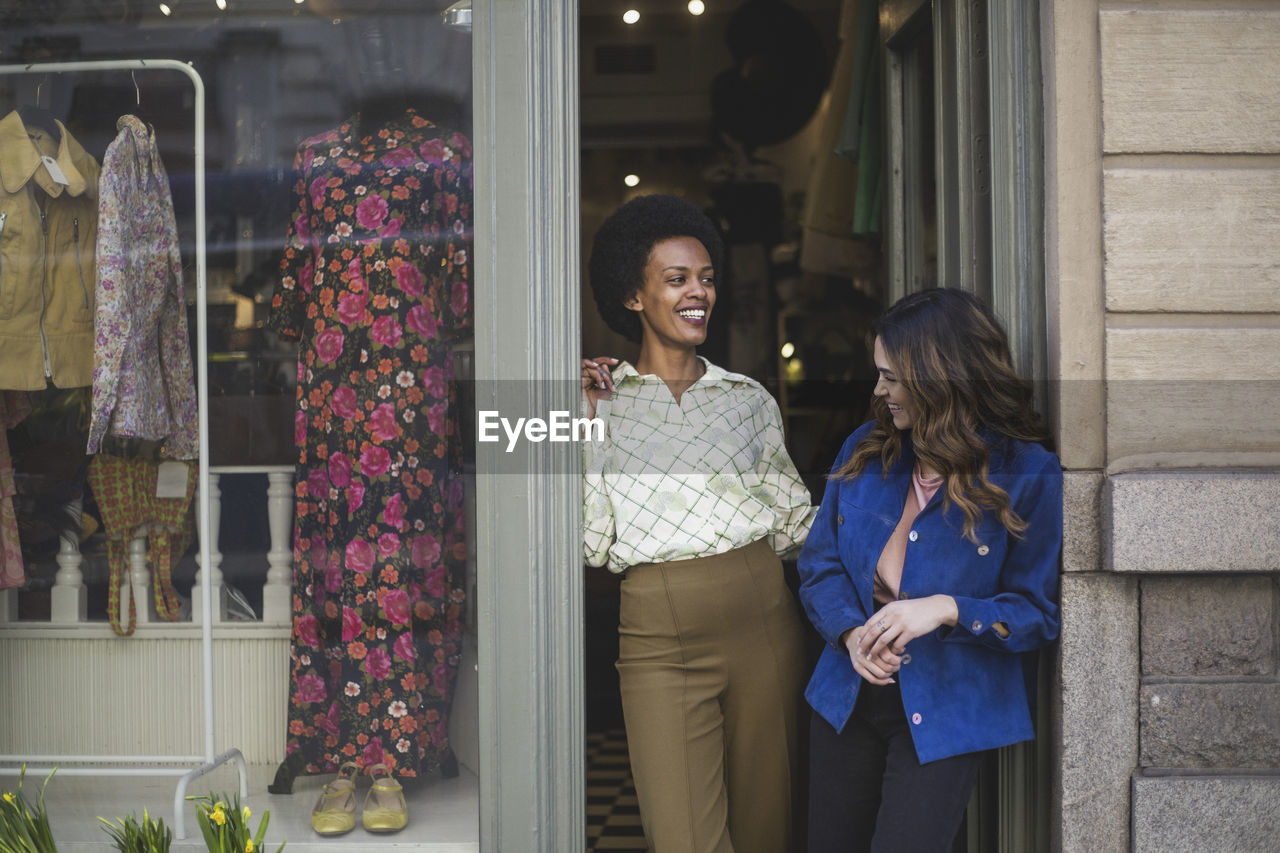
[988,0,1046,387]
[472,0,584,851]
[987,4,1050,850]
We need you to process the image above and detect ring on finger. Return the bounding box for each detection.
[877,619,888,633]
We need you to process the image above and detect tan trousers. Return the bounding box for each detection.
[617,539,805,853]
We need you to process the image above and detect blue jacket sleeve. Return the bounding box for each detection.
[797,432,867,650]
[942,449,1063,653]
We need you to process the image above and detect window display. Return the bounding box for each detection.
[0,1,481,846]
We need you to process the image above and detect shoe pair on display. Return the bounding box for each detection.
[311,762,409,836]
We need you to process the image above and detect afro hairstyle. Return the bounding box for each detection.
[588,194,725,343]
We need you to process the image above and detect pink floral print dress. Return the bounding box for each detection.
[268,109,471,782]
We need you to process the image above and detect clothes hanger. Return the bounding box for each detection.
[123,66,151,125]
[17,75,63,143]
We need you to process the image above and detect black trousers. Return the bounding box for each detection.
[807,682,984,853]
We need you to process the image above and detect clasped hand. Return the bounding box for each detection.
[847,594,959,686]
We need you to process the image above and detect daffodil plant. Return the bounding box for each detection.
[187,792,283,853]
[99,809,172,852]
[0,767,57,853]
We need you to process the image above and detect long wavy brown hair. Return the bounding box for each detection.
[836,288,1047,541]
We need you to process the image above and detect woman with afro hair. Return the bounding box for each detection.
[581,194,816,853]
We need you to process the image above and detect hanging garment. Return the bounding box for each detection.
[800,0,882,278]
[831,0,882,237]
[0,110,100,391]
[268,108,471,783]
[88,115,198,459]
[0,391,32,589]
[85,454,195,636]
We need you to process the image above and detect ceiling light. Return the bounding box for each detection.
[215,0,226,9]
[688,0,705,14]
[624,174,640,188]
[622,9,640,24]
[780,342,795,359]
[159,2,172,14]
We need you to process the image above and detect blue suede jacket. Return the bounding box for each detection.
[798,422,1062,763]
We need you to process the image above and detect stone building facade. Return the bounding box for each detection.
[1045,3,1280,851]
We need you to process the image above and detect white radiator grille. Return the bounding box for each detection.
[0,633,289,764]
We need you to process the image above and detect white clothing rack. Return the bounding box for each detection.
[0,58,245,840]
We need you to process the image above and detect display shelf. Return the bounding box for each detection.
[40,762,479,852]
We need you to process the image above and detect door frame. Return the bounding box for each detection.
[472,0,585,849]
[881,1,1050,851]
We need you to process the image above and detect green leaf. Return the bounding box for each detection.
[252,810,269,847]
[195,815,218,851]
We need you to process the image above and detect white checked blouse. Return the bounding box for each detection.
[583,357,816,572]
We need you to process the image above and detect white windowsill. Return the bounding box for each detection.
[0,622,292,640]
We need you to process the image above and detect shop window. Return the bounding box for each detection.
[0,2,482,847]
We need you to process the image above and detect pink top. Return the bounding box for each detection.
[873,464,944,605]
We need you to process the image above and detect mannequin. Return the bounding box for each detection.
[267,94,473,792]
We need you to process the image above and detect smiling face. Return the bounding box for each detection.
[873,335,917,430]
[625,236,716,354]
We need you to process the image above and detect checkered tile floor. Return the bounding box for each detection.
[586,729,648,851]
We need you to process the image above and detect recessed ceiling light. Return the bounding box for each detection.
[622,9,640,24]
[159,2,172,14]
[624,174,640,187]
[688,0,706,15]
[215,0,227,9]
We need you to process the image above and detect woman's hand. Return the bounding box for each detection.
[859,595,959,664]
[581,356,618,419]
[846,625,903,686]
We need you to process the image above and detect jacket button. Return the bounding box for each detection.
[911,712,922,725]
[908,530,918,542]
[838,515,844,525]
[901,653,912,664]
[977,544,990,556]
[971,619,983,632]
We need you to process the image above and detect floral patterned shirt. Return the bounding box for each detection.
[88,115,197,459]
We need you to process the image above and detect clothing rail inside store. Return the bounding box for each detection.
[0,59,244,840]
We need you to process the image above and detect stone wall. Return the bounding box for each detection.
[1044,2,1280,851]
[1110,475,1280,853]
[1134,576,1280,852]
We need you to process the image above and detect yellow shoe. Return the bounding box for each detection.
[310,761,358,836]
[361,763,408,833]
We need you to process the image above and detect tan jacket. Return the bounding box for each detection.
[0,110,100,390]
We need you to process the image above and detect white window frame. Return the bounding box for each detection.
[472,1,585,849]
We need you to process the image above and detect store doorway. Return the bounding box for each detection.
[578,0,1049,850]
[578,1,872,849]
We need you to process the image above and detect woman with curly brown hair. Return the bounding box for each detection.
[798,288,1062,852]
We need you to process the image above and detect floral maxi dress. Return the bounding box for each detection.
[268,109,471,781]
